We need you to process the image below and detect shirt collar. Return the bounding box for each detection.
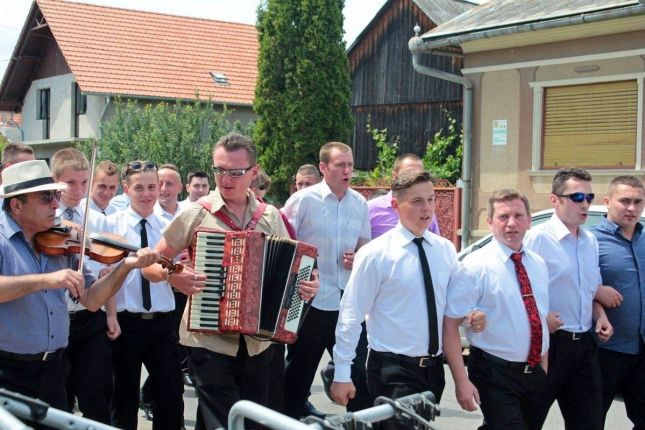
[600,213,643,236]
[384,191,393,208]
[125,206,154,229]
[547,213,575,241]
[318,180,335,200]
[207,188,259,215]
[490,237,523,262]
[392,221,434,247]
[1,211,24,240]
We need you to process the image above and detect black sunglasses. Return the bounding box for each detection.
[37,190,61,205]
[125,161,157,176]
[556,192,595,203]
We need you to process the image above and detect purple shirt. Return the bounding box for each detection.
[368,191,441,239]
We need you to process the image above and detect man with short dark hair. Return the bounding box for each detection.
[184,170,210,204]
[445,189,550,429]
[590,175,645,429]
[332,170,483,430]
[0,160,158,428]
[524,168,613,430]
[81,160,119,216]
[294,164,321,191]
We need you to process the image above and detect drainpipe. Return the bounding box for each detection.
[409,25,473,250]
[98,96,111,139]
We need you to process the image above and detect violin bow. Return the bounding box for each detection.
[77,141,98,273]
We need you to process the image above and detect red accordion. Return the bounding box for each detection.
[187,228,317,344]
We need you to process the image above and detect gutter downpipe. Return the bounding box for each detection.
[409,32,473,250]
[98,96,111,140]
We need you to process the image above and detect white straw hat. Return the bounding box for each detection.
[0,160,67,198]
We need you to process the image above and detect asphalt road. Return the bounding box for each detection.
[137,351,631,430]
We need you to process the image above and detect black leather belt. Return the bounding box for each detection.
[552,329,592,341]
[470,347,539,374]
[0,348,64,362]
[371,350,443,368]
[120,311,168,320]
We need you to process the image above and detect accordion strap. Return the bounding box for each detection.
[196,198,266,231]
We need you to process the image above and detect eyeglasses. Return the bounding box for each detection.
[212,166,254,178]
[556,192,595,203]
[36,190,61,205]
[125,161,157,176]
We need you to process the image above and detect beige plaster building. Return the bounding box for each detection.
[410,0,645,243]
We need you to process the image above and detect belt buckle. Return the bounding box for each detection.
[42,351,50,361]
[523,364,533,374]
[142,313,154,320]
[419,357,429,368]
[571,332,580,340]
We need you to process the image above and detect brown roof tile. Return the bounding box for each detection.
[37,0,258,105]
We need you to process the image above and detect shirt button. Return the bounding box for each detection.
[50,335,54,339]
[50,311,53,315]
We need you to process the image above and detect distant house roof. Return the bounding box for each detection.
[0,0,258,111]
[347,0,476,54]
[418,0,645,49]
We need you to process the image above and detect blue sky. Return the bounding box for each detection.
[0,0,389,79]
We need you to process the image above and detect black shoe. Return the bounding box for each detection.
[182,372,194,387]
[139,401,154,422]
[301,399,326,419]
[320,363,334,402]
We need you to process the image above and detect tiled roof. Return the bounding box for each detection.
[37,0,258,105]
[423,0,640,40]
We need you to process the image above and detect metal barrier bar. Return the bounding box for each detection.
[229,400,311,430]
[0,406,30,430]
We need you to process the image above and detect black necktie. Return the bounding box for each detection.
[413,237,439,355]
[139,219,151,311]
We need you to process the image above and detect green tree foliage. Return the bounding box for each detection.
[78,99,247,185]
[0,134,8,151]
[423,113,462,184]
[254,0,353,201]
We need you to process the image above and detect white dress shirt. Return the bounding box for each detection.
[524,214,602,332]
[282,181,371,311]
[446,239,550,363]
[104,207,174,313]
[154,201,184,222]
[333,223,457,382]
[80,197,118,216]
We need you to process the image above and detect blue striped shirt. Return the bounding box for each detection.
[590,216,645,354]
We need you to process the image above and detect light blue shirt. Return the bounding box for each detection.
[591,217,645,354]
[524,214,602,332]
[283,180,371,311]
[0,213,95,354]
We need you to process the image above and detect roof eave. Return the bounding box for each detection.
[84,91,253,108]
[412,3,645,53]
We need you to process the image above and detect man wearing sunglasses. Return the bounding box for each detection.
[524,167,613,430]
[142,133,319,429]
[0,160,160,427]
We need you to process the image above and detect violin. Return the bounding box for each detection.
[34,220,183,273]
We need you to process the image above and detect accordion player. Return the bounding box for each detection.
[187,227,317,344]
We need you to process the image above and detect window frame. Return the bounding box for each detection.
[37,88,50,139]
[530,73,644,172]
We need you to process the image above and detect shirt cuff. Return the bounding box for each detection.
[333,363,352,382]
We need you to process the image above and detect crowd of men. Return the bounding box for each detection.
[0,137,643,430]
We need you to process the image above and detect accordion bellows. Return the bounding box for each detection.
[188,228,317,344]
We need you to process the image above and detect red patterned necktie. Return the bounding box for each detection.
[510,252,542,366]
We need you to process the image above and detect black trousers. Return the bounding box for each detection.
[535,333,602,430]
[111,312,183,430]
[468,349,546,430]
[366,350,445,430]
[188,339,272,430]
[598,344,645,429]
[0,351,69,430]
[66,309,113,424]
[283,307,371,419]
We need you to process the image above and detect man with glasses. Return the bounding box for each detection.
[142,133,319,429]
[524,167,613,429]
[104,160,185,430]
[0,160,159,428]
[590,176,645,429]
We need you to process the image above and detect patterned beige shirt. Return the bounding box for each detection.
[163,189,289,357]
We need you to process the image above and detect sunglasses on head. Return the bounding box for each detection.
[125,161,157,176]
[556,192,595,203]
[37,190,61,205]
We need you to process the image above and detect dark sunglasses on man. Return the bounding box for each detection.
[556,192,595,204]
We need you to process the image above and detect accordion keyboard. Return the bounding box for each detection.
[191,231,227,331]
[283,254,315,333]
